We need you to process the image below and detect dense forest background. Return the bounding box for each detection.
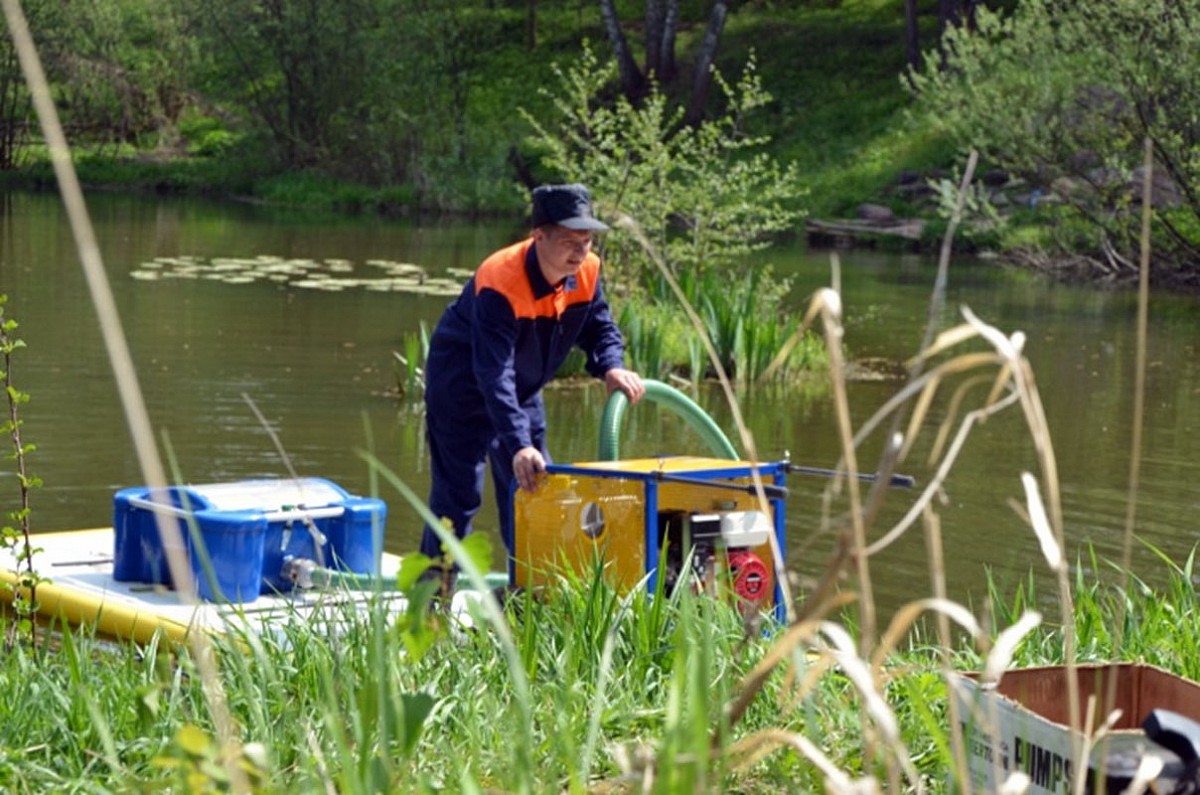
[0,1,998,213]
[3,0,1199,282]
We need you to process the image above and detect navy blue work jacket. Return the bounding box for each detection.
[424,237,626,459]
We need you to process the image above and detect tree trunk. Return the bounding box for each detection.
[684,0,728,127]
[938,0,961,37]
[598,0,645,103]
[645,0,664,78]
[527,0,536,50]
[963,0,981,30]
[660,0,679,83]
[938,0,964,69]
[905,0,922,73]
[508,144,537,190]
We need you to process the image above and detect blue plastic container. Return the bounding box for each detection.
[112,486,196,588]
[323,497,388,573]
[188,510,268,602]
[112,478,387,603]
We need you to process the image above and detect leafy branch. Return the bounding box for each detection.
[1,294,46,649]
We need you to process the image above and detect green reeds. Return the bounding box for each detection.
[618,267,827,386]
[392,321,430,399]
[7,544,1199,792]
[617,302,670,381]
[976,543,1200,679]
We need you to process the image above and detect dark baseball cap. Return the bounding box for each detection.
[530,183,609,231]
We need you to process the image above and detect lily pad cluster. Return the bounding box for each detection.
[131,255,469,296]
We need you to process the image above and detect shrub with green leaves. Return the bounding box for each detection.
[524,44,806,295]
[910,0,1200,272]
[523,43,818,384]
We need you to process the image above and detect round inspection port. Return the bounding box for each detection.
[580,502,606,539]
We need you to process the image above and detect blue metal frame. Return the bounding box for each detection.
[510,459,789,623]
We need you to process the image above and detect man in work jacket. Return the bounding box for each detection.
[419,183,644,564]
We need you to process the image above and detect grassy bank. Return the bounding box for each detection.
[3,546,1196,793]
[720,1,952,219]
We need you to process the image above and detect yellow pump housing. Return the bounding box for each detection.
[511,456,787,618]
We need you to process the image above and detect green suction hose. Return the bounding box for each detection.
[598,378,738,461]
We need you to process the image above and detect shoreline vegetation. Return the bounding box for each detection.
[2,2,1196,290]
[5,535,1199,792]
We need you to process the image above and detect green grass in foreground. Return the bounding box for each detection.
[2,546,1198,793]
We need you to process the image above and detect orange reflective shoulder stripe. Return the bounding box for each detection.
[474,239,530,296]
[475,240,601,320]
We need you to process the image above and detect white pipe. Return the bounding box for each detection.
[125,496,344,523]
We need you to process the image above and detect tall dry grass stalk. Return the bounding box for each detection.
[612,212,798,626]
[611,142,1122,791]
[731,151,1159,792]
[1095,137,1157,784]
[0,2,248,791]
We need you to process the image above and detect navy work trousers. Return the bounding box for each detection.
[418,409,548,562]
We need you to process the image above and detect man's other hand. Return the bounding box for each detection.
[512,446,546,492]
[604,368,645,405]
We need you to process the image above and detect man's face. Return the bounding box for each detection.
[534,226,594,285]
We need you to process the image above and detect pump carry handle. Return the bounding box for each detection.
[783,463,916,489]
[652,471,788,501]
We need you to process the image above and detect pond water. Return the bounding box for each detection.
[2,189,1198,617]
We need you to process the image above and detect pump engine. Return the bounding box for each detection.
[658,508,773,608]
[511,456,786,620]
